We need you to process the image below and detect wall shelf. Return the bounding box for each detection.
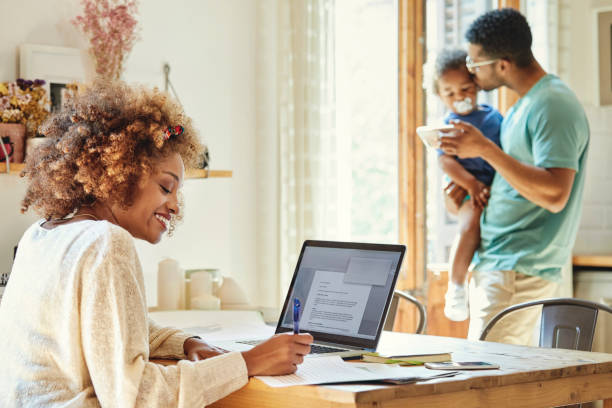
[573,255,612,268]
[1,163,232,179]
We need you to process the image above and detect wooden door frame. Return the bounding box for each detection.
[396,0,426,332]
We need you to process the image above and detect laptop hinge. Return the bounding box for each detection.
[314,339,374,352]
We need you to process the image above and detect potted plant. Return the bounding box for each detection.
[0,79,49,163]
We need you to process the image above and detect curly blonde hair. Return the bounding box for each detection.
[21,79,204,221]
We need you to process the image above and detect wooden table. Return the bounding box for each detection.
[207,332,612,408]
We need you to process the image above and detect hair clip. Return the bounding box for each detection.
[163,125,184,140]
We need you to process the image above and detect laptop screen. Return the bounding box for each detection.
[276,240,405,350]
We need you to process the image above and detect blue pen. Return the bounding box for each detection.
[293,298,301,334]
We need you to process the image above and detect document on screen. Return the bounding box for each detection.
[344,257,392,286]
[299,270,372,336]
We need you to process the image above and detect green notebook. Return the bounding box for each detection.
[361,351,452,366]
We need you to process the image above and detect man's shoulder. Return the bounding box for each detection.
[524,77,586,127]
[530,76,581,109]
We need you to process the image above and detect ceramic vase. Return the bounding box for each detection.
[26,137,48,159]
[0,123,25,163]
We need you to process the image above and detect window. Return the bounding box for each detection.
[335,0,399,243]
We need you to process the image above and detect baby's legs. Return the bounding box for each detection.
[450,200,482,285]
[444,199,483,321]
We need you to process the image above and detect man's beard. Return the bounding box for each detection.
[476,73,504,92]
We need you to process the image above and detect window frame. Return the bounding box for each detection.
[395,0,426,332]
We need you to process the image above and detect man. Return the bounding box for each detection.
[440,8,589,345]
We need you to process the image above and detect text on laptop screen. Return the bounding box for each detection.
[280,246,402,340]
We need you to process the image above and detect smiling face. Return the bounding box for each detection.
[437,67,478,116]
[112,152,185,244]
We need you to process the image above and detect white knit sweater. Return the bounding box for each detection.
[0,220,248,407]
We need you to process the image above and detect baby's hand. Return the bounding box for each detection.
[443,181,468,211]
[468,180,490,210]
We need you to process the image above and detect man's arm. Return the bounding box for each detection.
[440,120,576,213]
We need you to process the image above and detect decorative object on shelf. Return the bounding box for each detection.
[163,63,211,172]
[0,79,49,153]
[72,0,140,80]
[25,134,49,159]
[197,145,210,170]
[191,294,221,310]
[217,276,250,310]
[1,136,14,161]
[0,127,22,171]
[48,82,80,115]
[186,268,223,295]
[20,44,89,114]
[157,258,185,310]
[187,270,221,310]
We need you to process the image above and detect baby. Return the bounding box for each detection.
[433,49,503,321]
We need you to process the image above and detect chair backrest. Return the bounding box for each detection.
[383,290,427,334]
[479,298,612,352]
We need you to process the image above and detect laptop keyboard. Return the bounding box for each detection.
[236,339,263,346]
[309,344,349,354]
[236,340,349,354]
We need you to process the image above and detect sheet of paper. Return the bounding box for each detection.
[344,257,392,286]
[256,356,450,387]
[299,270,372,336]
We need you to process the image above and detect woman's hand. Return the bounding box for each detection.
[241,333,313,376]
[183,337,228,361]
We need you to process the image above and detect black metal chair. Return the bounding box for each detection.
[383,290,427,334]
[479,298,612,408]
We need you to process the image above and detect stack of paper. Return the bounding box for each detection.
[256,356,456,387]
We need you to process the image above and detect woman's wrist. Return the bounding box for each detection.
[241,350,257,376]
[183,336,202,355]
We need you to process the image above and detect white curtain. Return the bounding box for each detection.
[255,0,338,307]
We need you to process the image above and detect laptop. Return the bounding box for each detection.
[215,240,406,357]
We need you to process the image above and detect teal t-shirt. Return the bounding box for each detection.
[473,74,589,282]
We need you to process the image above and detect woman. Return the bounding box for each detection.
[0,80,312,407]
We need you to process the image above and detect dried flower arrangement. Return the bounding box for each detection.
[72,0,140,80]
[0,79,50,138]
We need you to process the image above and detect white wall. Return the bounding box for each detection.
[560,0,612,254]
[0,0,259,306]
